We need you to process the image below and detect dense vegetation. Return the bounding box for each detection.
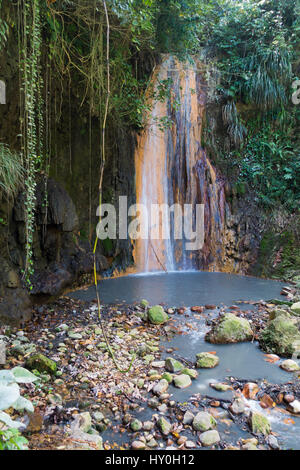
[0,0,299,282]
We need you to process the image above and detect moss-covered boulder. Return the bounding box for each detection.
[205,313,253,344]
[148,306,169,325]
[26,353,57,375]
[259,313,300,357]
[181,368,198,379]
[280,359,300,372]
[173,374,192,389]
[196,352,219,369]
[157,417,172,435]
[192,412,216,432]
[165,357,184,373]
[291,302,300,316]
[249,412,271,436]
[140,299,149,309]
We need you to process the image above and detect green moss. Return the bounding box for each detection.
[26,353,57,375]
[253,224,300,280]
[260,314,300,357]
[165,357,184,372]
[206,313,253,344]
[162,372,173,383]
[148,305,168,325]
[196,352,219,369]
[250,412,271,436]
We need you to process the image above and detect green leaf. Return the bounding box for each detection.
[12,396,34,413]
[0,370,15,385]
[11,367,38,384]
[0,383,20,411]
[0,411,23,429]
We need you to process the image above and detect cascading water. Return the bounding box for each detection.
[134,56,229,273]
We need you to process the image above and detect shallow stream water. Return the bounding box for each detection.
[69,272,300,450]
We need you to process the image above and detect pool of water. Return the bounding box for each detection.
[69,271,300,450]
[69,271,285,306]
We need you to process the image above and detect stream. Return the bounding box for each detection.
[69,271,300,450]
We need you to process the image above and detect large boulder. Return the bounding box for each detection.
[196,352,219,369]
[206,313,253,344]
[260,311,300,357]
[148,306,169,325]
[291,302,300,316]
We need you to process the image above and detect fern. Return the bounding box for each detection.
[0,144,24,198]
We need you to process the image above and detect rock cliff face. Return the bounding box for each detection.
[0,176,110,324]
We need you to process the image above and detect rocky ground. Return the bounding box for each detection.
[0,285,300,451]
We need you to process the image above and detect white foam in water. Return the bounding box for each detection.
[196,377,216,391]
[245,398,300,449]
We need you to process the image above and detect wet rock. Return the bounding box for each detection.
[130,419,143,432]
[280,359,300,372]
[158,403,168,413]
[229,398,246,415]
[249,412,271,436]
[148,397,160,409]
[148,306,169,325]
[242,382,259,399]
[192,412,216,432]
[287,400,300,414]
[68,429,103,450]
[153,379,169,396]
[152,361,165,368]
[242,443,258,450]
[183,411,194,425]
[92,411,104,423]
[199,430,220,447]
[291,302,300,315]
[157,417,172,435]
[185,440,196,448]
[181,368,198,379]
[173,374,192,389]
[266,435,280,450]
[260,312,300,357]
[283,393,295,404]
[140,299,149,309]
[210,382,232,392]
[131,440,146,450]
[143,421,154,431]
[196,352,219,369]
[26,353,57,375]
[165,357,184,373]
[48,393,62,406]
[191,306,204,313]
[162,372,173,383]
[206,313,253,344]
[148,438,158,448]
[71,412,92,433]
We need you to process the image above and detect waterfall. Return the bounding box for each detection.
[134,56,229,273]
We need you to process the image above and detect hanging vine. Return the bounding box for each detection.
[18,0,44,288]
